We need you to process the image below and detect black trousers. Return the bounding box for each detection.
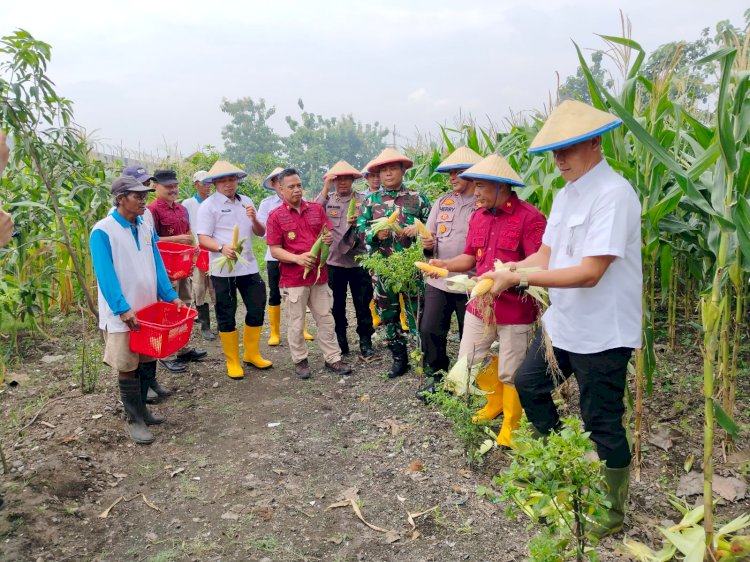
[327,265,374,341]
[515,330,633,469]
[266,261,281,306]
[211,273,267,332]
[418,284,467,375]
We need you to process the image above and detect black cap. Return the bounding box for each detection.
[153,169,179,186]
[111,176,155,195]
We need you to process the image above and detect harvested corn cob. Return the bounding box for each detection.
[470,278,494,299]
[347,196,358,220]
[208,224,249,273]
[368,209,402,235]
[413,218,432,238]
[414,261,448,278]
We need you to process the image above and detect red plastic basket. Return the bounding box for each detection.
[129,302,199,358]
[196,249,209,272]
[157,241,197,281]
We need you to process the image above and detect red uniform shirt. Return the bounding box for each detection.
[148,198,190,238]
[266,200,332,288]
[463,193,547,324]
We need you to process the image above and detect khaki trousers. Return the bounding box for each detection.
[168,277,194,358]
[457,312,534,386]
[281,284,341,364]
[191,267,215,307]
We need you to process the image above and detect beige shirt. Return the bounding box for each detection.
[425,191,479,293]
[314,190,367,268]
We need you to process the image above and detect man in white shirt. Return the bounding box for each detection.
[196,161,272,379]
[182,170,216,341]
[480,100,642,537]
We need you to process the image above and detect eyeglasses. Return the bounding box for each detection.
[126,192,149,201]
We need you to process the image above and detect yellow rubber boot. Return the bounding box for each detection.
[472,356,503,423]
[399,294,409,331]
[243,325,273,369]
[370,300,381,328]
[303,318,315,341]
[267,305,281,346]
[218,330,244,379]
[497,384,523,448]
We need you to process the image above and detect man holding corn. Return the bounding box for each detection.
[196,161,272,379]
[427,154,546,449]
[266,168,352,379]
[357,148,431,378]
[315,160,374,360]
[417,146,483,397]
[479,100,642,537]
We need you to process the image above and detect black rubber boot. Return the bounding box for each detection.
[137,365,165,426]
[336,333,350,355]
[359,335,375,361]
[387,340,409,379]
[118,379,155,444]
[416,374,441,402]
[143,361,172,398]
[197,303,216,341]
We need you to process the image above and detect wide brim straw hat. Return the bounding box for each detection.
[366,147,413,172]
[459,154,525,187]
[203,161,248,184]
[528,99,622,154]
[435,146,483,173]
[263,167,285,190]
[323,160,364,180]
[360,160,375,177]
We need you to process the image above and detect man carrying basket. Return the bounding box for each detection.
[90,176,185,444]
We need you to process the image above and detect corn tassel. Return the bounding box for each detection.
[414,261,448,278]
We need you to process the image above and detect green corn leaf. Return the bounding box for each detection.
[713,398,740,438]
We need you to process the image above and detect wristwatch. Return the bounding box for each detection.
[217,244,224,253]
[516,271,529,291]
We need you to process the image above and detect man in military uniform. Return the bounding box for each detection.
[357,148,431,378]
[360,160,382,328]
[417,147,483,398]
[315,161,374,360]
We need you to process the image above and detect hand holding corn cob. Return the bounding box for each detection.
[302,225,331,281]
[209,224,249,274]
[415,261,449,278]
[368,209,402,240]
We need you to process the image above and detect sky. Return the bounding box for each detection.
[2,0,747,158]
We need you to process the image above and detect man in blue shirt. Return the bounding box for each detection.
[90,176,185,444]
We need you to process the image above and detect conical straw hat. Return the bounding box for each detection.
[361,159,375,176]
[459,154,525,187]
[435,146,483,172]
[323,160,364,180]
[203,160,248,183]
[263,167,285,190]
[528,100,621,154]
[366,147,413,172]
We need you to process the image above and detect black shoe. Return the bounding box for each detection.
[325,360,352,376]
[387,341,409,379]
[294,359,312,380]
[359,336,375,361]
[197,304,216,341]
[176,348,208,362]
[415,377,438,402]
[159,359,187,373]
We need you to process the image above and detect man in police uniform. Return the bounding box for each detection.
[428,155,546,449]
[357,148,431,378]
[315,160,374,360]
[417,147,482,397]
[360,161,382,328]
[480,100,642,537]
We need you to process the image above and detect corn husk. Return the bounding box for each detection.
[303,225,330,281]
[367,209,402,235]
[347,196,358,220]
[209,232,248,274]
[445,275,477,293]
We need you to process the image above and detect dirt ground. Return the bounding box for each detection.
[1,302,748,562]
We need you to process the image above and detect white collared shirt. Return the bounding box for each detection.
[541,160,642,353]
[195,191,260,277]
[257,193,283,262]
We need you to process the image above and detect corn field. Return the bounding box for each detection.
[1,19,749,559]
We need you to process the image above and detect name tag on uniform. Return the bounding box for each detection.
[221,208,232,213]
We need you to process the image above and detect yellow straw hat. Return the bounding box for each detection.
[263,167,285,190]
[528,100,622,154]
[435,146,483,173]
[203,160,248,184]
[459,154,525,187]
[366,147,413,172]
[361,159,375,177]
[323,160,364,180]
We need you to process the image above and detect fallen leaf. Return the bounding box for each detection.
[271,468,287,476]
[727,450,750,467]
[684,454,695,473]
[91,414,103,420]
[457,469,472,479]
[254,506,273,521]
[411,530,421,541]
[380,418,408,436]
[170,467,185,478]
[713,475,747,502]
[60,436,78,444]
[648,430,673,452]
[113,473,127,479]
[677,472,703,497]
[397,495,406,503]
[384,530,401,544]
[98,496,124,518]
[406,506,438,530]
[407,460,424,473]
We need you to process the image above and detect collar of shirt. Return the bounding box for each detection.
[194,193,204,204]
[568,159,609,195]
[112,209,143,228]
[214,191,243,205]
[382,184,404,195]
[283,199,311,214]
[153,197,178,211]
[482,192,519,216]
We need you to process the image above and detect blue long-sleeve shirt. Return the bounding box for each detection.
[90,210,177,315]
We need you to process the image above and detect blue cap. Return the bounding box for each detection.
[123,165,156,184]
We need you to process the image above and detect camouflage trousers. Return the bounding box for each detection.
[373,275,423,344]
